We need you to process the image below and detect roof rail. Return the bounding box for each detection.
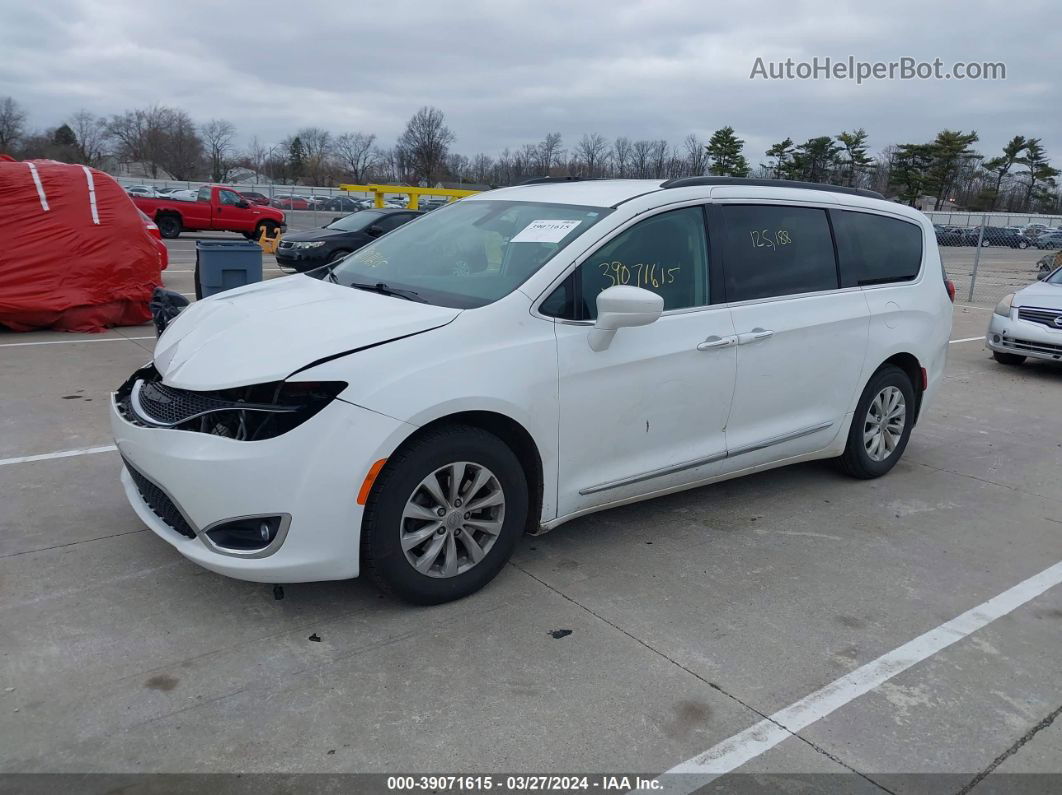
[660,176,885,200]
[517,176,598,185]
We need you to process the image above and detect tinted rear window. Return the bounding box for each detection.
[833,210,923,287]
[719,205,837,302]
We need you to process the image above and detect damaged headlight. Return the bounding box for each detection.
[116,366,347,441]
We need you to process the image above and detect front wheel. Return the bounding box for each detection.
[838,365,915,479]
[361,424,528,604]
[1017,240,1030,249]
[993,351,1026,366]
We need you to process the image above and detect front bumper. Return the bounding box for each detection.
[111,392,414,583]
[275,247,328,270]
[986,310,1062,362]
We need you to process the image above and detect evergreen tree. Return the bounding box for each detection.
[982,135,1027,209]
[705,126,749,177]
[288,135,305,182]
[836,129,872,186]
[764,138,794,179]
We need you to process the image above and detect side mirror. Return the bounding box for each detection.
[236,200,250,208]
[588,285,664,351]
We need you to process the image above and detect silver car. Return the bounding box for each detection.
[987,266,1062,365]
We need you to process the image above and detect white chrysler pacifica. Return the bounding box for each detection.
[112,177,955,603]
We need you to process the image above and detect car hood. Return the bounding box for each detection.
[1014,280,1062,308]
[282,226,362,243]
[153,276,460,390]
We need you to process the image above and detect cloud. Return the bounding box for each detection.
[1,0,1058,162]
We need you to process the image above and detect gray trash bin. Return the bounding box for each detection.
[194,240,263,299]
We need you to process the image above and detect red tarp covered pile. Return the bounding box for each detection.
[0,157,162,332]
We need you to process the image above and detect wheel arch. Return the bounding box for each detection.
[872,352,925,423]
[381,410,545,536]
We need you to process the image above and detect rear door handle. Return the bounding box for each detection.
[697,335,737,351]
[737,328,774,345]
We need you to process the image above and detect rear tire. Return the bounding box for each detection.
[993,351,1026,366]
[838,365,915,479]
[361,424,528,605]
[156,214,181,239]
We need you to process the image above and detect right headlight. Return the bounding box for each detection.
[994,293,1014,317]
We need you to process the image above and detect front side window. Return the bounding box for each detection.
[326,211,383,233]
[542,207,710,320]
[326,200,610,308]
[719,205,837,302]
[219,189,241,206]
[833,210,923,287]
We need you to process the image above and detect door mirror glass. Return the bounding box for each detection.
[236,200,249,209]
[588,286,664,351]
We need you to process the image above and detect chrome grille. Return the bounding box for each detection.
[1007,338,1062,357]
[1017,306,1062,329]
[136,381,240,426]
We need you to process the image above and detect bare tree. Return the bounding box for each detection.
[682,133,707,177]
[536,132,563,175]
[201,119,236,182]
[69,110,109,167]
[575,133,609,177]
[243,136,269,182]
[397,106,455,185]
[295,127,334,185]
[612,137,632,177]
[470,153,493,185]
[334,132,376,183]
[631,140,653,178]
[0,96,27,152]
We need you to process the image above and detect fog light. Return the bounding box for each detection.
[205,516,284,551]
[993,334,1001,343]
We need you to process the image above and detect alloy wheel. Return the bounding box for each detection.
[864,386,906,462]
[400,462,505,578]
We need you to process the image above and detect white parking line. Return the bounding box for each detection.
[0,336,154,348]
[949,336,984,344]
[0,445,117,467]
[956,303,992,312]
[658,559,1062,792]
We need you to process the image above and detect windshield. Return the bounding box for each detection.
[322,200,611,308]
[326,211,383,233]
[1048,267,1062,285]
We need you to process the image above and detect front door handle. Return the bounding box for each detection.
[697,335,737,351]
[737,328,774,345]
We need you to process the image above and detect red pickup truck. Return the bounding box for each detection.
[132,185,286,240]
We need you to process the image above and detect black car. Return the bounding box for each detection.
[324,196,371,212]
[275,208,422,271]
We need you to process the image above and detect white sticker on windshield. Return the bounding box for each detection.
[510,219,583,243]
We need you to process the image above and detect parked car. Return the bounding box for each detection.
[1021,223,1049,238]
[137,209,169,271]
[323,196,370,212]
[275,208,422,271]
[305,196,334,210]
[934,224,965,246]
[964,226,1032,248]
[111,177,953,604]
[132,184,286,239]
[239,191,271,206]
[1034,229,1062,249]
[986,266,1062,365]
[126,185,157,198]
[271,194,310,210]
[153,187,177,198]
[168,189,198,201]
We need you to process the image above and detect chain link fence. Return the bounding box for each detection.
[925,211,1061,307]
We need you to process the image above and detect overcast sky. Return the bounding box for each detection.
[2,0,1059,164]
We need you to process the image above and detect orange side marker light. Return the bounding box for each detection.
[357,459,388,505]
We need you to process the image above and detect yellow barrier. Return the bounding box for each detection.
[336,183,480,210]
[257,225,282,254]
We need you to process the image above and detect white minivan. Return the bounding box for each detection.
[112,177,955,603]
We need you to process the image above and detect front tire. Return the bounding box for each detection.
[838,365,915,479]
[361,424,528,605]
[1018,240,1030,249]
[993,351,1026,366]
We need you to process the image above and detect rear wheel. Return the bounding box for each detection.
[361,424,528,605]
[993,351,1026,366]
[1017,239,1030,249]
[156,214,181,239]
[838,365,915,479]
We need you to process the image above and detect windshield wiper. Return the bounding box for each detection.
[349,281,426,302]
